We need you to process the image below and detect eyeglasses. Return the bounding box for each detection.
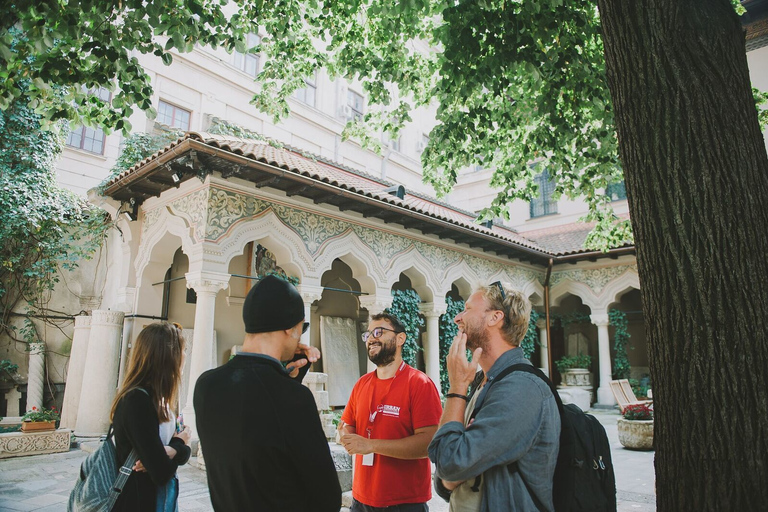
[302,322,309,334]
[361,326,403,343]
[491,281,506,302]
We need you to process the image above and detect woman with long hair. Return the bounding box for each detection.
[110,322,191,511]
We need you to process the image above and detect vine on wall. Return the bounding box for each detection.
[438,296,464,394]
[385,289,424,367]
[610,309,631,379]
[521,309,541,361]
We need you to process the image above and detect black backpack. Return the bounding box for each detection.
[483,364,617,512]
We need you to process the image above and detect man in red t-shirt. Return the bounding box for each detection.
[340,312,443,511]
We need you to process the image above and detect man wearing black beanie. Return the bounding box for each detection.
[194,275,341,511]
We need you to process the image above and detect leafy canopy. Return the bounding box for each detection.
[4,0,765,250]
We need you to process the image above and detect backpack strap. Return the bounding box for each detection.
[472,363,563,512]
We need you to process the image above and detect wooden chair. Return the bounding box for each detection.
[610,379,653,413]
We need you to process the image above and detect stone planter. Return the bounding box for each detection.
[617,418,654,450]
[21,420,56,433]
[557,368,593,402]
[560,368,592,387]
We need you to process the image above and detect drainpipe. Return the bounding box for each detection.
[544,258,554,376]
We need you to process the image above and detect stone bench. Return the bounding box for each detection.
[0,428,71,459]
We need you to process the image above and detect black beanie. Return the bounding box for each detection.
[243,275,305,333]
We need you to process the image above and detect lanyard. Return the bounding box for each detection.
[366,361,406,438]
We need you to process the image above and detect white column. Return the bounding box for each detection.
[297,284,324,346]
[182,272,230,440]
[591,312,615,406]
[75,310,125,437]
[61,315,92,429]
[420,302,446,393]
[26,342,46,412]
[537,318,550,377]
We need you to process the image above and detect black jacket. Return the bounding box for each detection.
[112,388,191,511]
[194,353,342,511]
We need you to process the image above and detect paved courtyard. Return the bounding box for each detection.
[0,409,654,511]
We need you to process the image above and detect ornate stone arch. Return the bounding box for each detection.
[439,259,481,298]
[386,249,440,302]
[550,279,599,311]
[135,207,196,285]
[313,231,388,295]
[213,210,315,280]
[592,269,641,312]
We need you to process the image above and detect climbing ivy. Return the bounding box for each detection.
[101,129,184,187]
[438,296,464,394]
[610,308,631,379]
[0,90,109,345]
[385,289,424,367]
[521,309,541,361]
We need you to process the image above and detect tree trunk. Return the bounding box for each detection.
[596,1,768,510]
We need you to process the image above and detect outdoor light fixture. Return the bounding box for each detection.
[122,198,139,222]
[171,172,180,183]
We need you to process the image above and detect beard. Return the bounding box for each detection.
[464,321,490,352]
[367,337,397,367]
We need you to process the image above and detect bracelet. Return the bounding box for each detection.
[445,393,469,402]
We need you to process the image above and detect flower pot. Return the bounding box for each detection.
[617,418,654,450]
[21,421,56,433]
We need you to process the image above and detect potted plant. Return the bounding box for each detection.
[21,406,60,432]
[555,353,593,387]
[617,403,654,450]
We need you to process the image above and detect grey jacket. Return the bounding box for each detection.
[429,347,560,512]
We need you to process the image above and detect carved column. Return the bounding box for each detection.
[536,318,550,377]
[591,312,615,406]
[420,302,446,393]
[76,310,125,437]
[61,315,92,429]
[183,272,230,439]
[26,342,46,412]
[297,284,323,346]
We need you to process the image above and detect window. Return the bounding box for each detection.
[383,135,400,152]
[233,33,260,77]
[606,180,627,201]
[156,100,191,131]
[295,73,317,107]
[529,169,558,218]
[66,87,111,155]
[347,90,364,121]
[417,133,429,153]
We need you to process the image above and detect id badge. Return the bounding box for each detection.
[362,452,374,466]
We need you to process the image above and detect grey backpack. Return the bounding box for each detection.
[67,425,138,512]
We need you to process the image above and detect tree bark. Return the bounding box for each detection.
[596,0,768,510]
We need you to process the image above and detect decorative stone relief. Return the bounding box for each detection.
[0,429,71,459]
[201,185,540,284]
[167,188,210,242]
[141,206,164,240]
[550,265,636,294]
[319,317,360,407]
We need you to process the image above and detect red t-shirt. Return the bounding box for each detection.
[341,363,442,507]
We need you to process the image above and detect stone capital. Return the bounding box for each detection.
[91,310,126,327]
[590,313,610,327]
[185,271,230,294]
[28,342,46,356]
[420,301,447,318]
[359,294,393,314]
[297,284,324,304]
[536,318,548,329]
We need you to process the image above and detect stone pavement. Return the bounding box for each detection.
[0,409,654,511]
